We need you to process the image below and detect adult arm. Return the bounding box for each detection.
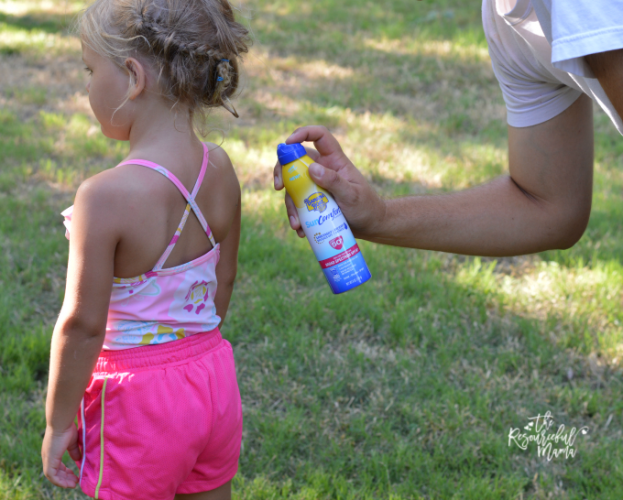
[586,48,623,117]
[42,179,118,488]
[274,93,594,256]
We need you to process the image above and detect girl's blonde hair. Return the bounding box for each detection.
[80,0,250,118]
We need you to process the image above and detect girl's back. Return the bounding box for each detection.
[87,142,240,278]
[66,140,240,349]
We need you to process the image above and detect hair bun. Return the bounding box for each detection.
[81,0,251,118]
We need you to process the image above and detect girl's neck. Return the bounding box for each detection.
[126,97,203,166]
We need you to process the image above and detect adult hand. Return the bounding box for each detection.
[273,126,386,239]
[42,424,81,489]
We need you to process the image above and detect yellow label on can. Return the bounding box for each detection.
[281,155,330,209]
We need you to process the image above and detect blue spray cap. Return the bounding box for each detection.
[277,143,307,165]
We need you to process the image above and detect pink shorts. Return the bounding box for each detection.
[76,329,242,500]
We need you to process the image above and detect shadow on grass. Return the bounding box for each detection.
[250,0,487,46]
[245,38,496,123]
[225,209,623,498]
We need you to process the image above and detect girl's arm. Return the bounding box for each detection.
[214,189,241,327]
[42,178,120,488]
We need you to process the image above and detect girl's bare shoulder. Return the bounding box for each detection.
[74,167,132,220]
[200,142,241,242]
[203,143,240,197]
[72,164,171,237]
[205,141,239,183]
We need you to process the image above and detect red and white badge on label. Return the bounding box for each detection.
[319,244,360,269]
[329,236,344,250]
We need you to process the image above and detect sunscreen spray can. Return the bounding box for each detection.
[277,143,371,294]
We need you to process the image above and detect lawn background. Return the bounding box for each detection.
[0,0,622,498]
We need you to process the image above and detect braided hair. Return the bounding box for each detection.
[80,0,250,118]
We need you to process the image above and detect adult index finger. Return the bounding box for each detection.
[303,147,320,162]
[286,126,343,159]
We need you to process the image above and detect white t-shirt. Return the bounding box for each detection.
[482,0,623,133]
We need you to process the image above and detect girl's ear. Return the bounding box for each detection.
[125,58,146,100]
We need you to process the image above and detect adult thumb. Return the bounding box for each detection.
[308,162,348,199]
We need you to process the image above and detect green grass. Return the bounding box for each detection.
[1,0,622,499]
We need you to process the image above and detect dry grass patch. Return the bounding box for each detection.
[364,37,491,62]
[0,0,84,17]
[0,55,86,120]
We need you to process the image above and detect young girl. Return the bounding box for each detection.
[41,1,249,499]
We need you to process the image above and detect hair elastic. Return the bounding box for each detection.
[217,59,229,82]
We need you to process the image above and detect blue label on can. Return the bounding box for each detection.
[321,248,371,294]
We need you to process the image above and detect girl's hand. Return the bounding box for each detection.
[42,424,81,489]
[273,125,386,240]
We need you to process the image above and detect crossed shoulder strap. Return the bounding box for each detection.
[116,142,216,271]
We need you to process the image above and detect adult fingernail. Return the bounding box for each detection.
[309,163,324,178]
[289,215,297,227]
